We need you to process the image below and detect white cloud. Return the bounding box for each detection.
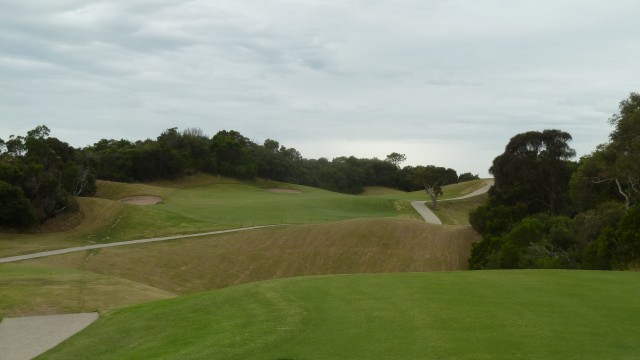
[1,0,638,177]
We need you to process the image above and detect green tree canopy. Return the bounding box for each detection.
[490,129,576,214]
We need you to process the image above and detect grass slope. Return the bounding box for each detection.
[1,176,488,257]
[1,176,426,257]
[361,179,491,201]
[0,264,174,318]
[0,197,127,257]
[39,270,640,360]
[429,194,488,225]
[27,218,479,294]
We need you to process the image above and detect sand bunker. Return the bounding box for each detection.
[119,195,163,205]
[267,188,302,194]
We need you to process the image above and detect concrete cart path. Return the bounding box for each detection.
[411,179,494,224]
[441,179,494,201]
[0,225,283,264]
[0,313,98,360]
[410,201,443,225]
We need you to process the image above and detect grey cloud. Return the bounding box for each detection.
[2,0,639,177]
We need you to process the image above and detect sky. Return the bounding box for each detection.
[1,0,639,177]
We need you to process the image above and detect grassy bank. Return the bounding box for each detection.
[39,270,640,359]
[0,264,174,318]
[26,218,478,294]
[1,176,487,257]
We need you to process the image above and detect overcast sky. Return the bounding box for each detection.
[1,0,638,177]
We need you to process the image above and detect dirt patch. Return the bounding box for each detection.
[118,196,163,205]
[31,209,84,233]
[267,188,302,194]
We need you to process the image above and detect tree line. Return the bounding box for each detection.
[0,126,476,229]
[469,92,640,270]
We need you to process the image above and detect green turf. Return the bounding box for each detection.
[94,181,419,242]
[1,177,488,256]
[39,270,640,360]
[361,179,491,201]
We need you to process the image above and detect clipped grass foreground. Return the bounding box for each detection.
[40,270,640,360]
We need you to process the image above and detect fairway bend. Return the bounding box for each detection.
[411,179,494,224]
[0,225,287,264]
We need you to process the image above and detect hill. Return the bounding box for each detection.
[0,264,174,318]
[38,270,640,359]
[24,218,478,295]
[1,176,485,258]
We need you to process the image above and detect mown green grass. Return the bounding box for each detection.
[100,181,418,241]
[0,177,421,257]
[39,270,640,360]
[0,176,488,256]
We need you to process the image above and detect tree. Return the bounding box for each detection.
[385,152,406,169]
[458,172,480,182]
[0,126,97,226]
[489,129,576,214]
[425,183,443,208]
[584,207,640,270]
[469,129,576,269]
[0,180,37,228]
[210,130,257,179]
[590,93,640,208]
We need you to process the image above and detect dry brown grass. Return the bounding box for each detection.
[0,263,175,317]
[0,198,126,258]
[147,174,243,189]
[430,194,488,225]
[26,218,480,295]
[360,186,406,196]
[95,180,175,200]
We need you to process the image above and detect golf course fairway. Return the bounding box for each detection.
[39,270,640,359]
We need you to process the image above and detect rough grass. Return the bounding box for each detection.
[429,194,488,225]
[0,263,174,317]
[1,176,490,257]
[360,179,491,201]
[94,180,175,201]
[1,177,425,257]
[0,198,127,257]
[27,218,479,295]
[360,186,407,196]
[439,178,492,200]
[38,270,640,360]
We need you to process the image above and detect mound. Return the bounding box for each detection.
[26,218,478,294]
[0,264,175,317]
[118,196,163,205]
[267,188,302,194]
[38,271,640,359]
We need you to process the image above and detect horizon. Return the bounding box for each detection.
[2,1,637,177]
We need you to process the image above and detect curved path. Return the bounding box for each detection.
[0,180,493,359]
[410,201,443,225]
[0,226,283,359]
[0,225,283,264]
[1,180,494,263]
[411,179,494,224]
